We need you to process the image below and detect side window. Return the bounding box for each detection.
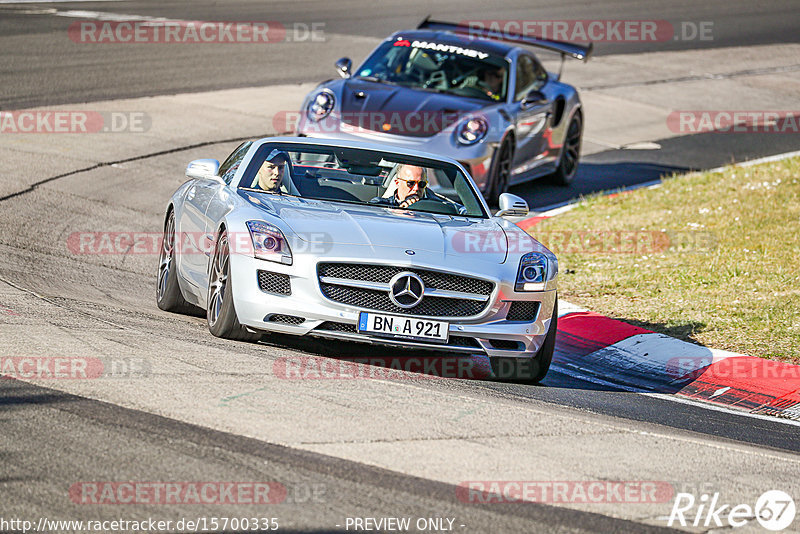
[514,56,547,101]
[532,58,548,88]
[219,141,252,185]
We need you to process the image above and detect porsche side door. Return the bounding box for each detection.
[510,55,553,174]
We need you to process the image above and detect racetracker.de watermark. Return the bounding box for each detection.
[668,111,800,134]
[274,356,494,380]
[69,482,287,505]
[277,110,471,136]
[0,357,150,379]
[457,481,674,504]
[460,20,713,42]
[666,356,800,381]
[0,111,150,134]
[453,229,717,255]
[68,229,717,257]
[68,21,325,43]
[66,232,331,255]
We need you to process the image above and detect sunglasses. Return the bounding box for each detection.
[405,179,428,189]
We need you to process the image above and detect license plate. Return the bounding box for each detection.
[358,312,449,343]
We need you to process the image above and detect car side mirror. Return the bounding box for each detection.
[335,57,352,79]
[186,159,221,181]
[522,89,547,107]
[495,193,529,218]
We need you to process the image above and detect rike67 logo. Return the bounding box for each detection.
[667,490,796,531]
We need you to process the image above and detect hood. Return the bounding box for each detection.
[247,195,510,264]
[336,79,486,137]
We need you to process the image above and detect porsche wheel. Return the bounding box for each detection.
[550,114,582,186]
[207,230,261,342]
[156,210,197,314]
[487,138,513,207]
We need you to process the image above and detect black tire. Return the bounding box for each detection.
[550,113,582,186]
[207,230,261,342]
[490,299,558,384]
[487,138,513,207]
[156,210,200,315]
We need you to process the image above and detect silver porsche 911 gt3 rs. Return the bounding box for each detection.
[157,137,559,382]
[297,19,592,205]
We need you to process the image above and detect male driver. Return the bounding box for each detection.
[371,164,466,214]
[371,164,429,208]
[459,66,505,100]
[481,66,505,100]
[392,164,428,208]
[254,150,291,193]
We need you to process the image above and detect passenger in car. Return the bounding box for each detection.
[254,150,291,193]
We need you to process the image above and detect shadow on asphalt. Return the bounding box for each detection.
[516,128,800,211]
[621,318,708,342]
[511,160,688,211]
[0,390,78,408]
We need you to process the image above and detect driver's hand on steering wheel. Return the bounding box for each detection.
[458,74,479,89]
[399,194,421,208]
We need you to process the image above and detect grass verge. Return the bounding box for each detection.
[527,157,800,363]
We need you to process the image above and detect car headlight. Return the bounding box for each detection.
[246,221,292,265]
[306,90,335,122]
[515,252,557,291]
[456,116,489,145]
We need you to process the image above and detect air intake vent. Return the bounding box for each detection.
[257,270,291,295]
[317,321,357,333]
[506,301,540,322]
[268,314,305,325]
[489,339,523,350]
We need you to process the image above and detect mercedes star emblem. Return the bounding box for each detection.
[388,272,425,308]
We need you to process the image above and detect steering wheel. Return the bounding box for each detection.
[450,67,481,87]
[407,199,458,215]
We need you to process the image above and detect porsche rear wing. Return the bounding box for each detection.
[417,18,593,62]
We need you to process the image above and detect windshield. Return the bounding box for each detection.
[238,142,488,218]
[356,39,509,102]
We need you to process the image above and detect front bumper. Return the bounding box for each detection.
[230,251,556,359]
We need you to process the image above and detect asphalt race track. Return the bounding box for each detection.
[1,1,799,533]
[2,0,799,109]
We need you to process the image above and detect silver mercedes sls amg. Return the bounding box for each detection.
[157,137,559,382]
[296,19,591,205]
